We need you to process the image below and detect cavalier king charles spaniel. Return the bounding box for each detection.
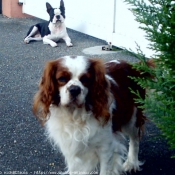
[33,56,150,175]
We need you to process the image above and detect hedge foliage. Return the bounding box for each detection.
[124,0,175,156]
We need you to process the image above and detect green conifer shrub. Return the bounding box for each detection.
[124,0,175,156]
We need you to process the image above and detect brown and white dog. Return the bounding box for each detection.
[33,56,151,175]
[24,0,72,47]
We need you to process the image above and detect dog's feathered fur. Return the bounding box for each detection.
[33,56,154,174]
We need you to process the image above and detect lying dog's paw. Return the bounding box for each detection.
[51,42,58,47]
[24,37,30,44]
[67,43,73,47]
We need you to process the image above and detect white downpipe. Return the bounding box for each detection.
[108,0,116,46]
[113,0,116,33]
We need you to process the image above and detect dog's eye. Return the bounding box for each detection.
[80,75,90,85]
[57,76,68,83]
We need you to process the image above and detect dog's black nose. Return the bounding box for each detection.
[56,15,60,19]
[69,85,81,97]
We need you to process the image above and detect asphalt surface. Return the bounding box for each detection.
[0,14,175,175]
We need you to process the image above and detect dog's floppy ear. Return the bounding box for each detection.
[33,60,60,125]
[46,2,53,13]
[86,59,110,125]
[60,0,65,18]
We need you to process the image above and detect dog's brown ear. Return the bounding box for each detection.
[86,59,110,125]
[46,2,52,13]
[60,0,65,18]
[33,60,60,125]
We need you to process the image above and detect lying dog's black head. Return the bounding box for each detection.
[46,0,65,24]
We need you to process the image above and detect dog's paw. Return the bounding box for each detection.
[50,42,58,47]
[24,38,29,44]
[67,43,73,47]
[123,159,144,172]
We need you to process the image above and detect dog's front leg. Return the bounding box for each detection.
[98,151,112,175]
[43,35,58,47]
[97,144,124,175]
[63,34,73,47]
[64,150,99,175]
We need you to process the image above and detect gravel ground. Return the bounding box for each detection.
[0,15,175,175]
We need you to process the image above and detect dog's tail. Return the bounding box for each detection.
[135,58,156,79]
[146,59,156,68]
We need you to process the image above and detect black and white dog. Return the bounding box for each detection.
[24,0,72,47]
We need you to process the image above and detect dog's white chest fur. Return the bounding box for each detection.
[45,105,125,174]
[46,105,107,152]
[49,23,66,39]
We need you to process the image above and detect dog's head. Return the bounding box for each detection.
[33,56,110,124]
[46,0,65,24]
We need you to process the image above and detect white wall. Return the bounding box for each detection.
[113,0,154,57]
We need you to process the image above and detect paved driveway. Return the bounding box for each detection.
[0,15,175,175]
